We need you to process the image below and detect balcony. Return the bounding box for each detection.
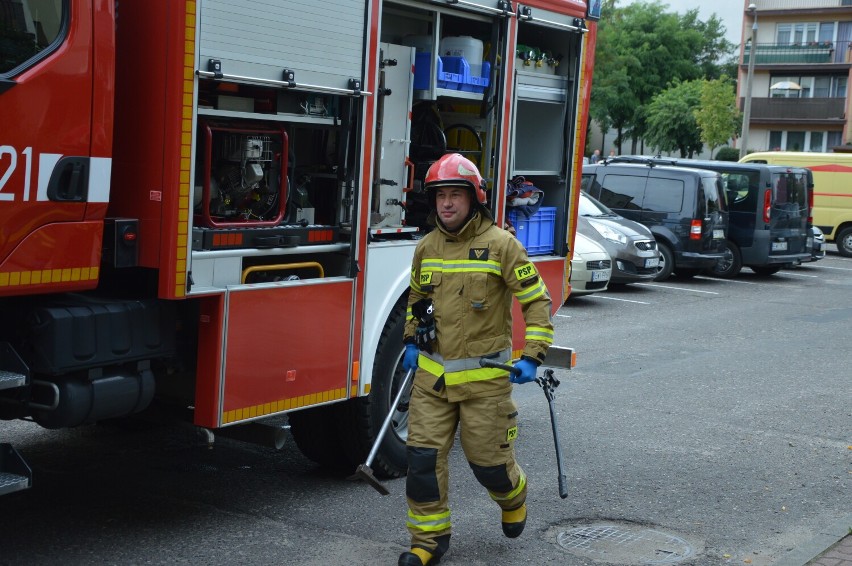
[739,97,847,123]
[743,42,850,64]
[752,0,852,9]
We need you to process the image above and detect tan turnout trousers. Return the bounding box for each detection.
[404,376,527,556]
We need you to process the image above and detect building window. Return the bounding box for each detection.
[827,131,843,149]
[777,23,819,45]
[809,131,824,152]
[767,130,841,152]
[769,75,847,98]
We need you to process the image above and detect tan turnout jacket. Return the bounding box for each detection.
[404,211,554,401]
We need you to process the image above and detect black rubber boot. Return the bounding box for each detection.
[501,503,527,538]
[398,550,441,565]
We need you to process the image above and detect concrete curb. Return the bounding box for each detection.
[772,513,852,566]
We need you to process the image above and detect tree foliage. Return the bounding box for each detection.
[645,79,703,158]
[590,0,736,153]
[694,76,741,158]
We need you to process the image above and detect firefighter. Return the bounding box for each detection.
[398,153,554,566]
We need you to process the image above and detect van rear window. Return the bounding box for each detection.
[772,171,808,209]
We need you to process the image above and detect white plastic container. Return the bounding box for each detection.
[439,36,484,77]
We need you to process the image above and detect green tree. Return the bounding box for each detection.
[694,76,741,158]
[644,79,703,158]
[590,1,735,153]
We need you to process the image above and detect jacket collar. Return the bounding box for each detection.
[434,211,495,241]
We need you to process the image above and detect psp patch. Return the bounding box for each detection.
[506,426,518,442]
[420,271,433,286]
[514,262,537,281]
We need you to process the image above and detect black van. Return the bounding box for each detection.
[582,161,728,280]
[614,157,812,277]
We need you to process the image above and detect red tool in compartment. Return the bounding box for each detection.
[195,120,288,228]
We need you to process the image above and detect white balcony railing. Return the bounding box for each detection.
[752,0,852,10]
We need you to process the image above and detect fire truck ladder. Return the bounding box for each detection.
[0,343,33,495]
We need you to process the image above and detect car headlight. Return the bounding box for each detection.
[590,221,628,245]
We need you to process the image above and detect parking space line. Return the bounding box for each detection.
[814,265,852,272]
[695,275,760,285]
[591,295,652,305]
[634,283,720,294]
[779,271,820,278]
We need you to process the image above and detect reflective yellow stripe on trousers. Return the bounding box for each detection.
[407,509,452,532]
[488,470,527,502]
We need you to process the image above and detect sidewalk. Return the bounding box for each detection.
[773,515,852,566]
[807,534,852,566]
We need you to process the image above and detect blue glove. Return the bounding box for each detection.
[510,358,538,384]
[403,343,419,371]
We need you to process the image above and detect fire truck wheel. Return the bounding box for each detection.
[287,403,352,472]
[339,300,409,478]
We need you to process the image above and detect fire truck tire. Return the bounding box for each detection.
[287,404,352,472]
[338,300,409,479]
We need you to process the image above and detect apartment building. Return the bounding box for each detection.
[738,0,852,152]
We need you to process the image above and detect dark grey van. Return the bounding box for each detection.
[615,157,812,277]
[582,161,728,280]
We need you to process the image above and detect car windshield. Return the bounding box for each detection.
[579,192,617,217]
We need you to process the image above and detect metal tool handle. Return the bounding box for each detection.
[480,359,568,499]
[365,368,415,468]
[479,358,520,375]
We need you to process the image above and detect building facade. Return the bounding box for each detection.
[738,0,852,153]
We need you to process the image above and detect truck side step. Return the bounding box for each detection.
[0,342,29,391]
[0,370,27,391]
[0,444,32,496]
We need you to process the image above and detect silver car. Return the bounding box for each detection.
[569,231,611,298]
[577,192,661,284]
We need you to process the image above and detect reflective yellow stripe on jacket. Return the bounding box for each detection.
[418,349,513,386]
[525,326,554,345]
[421,257,502,275]
[514,277,548,304]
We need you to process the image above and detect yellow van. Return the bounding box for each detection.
[740,152,852,257]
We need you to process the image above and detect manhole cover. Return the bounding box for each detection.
[548,522,701,564]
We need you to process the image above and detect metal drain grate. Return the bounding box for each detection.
[555,523,697,564]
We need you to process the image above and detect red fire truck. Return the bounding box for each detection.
[0,0,598,495]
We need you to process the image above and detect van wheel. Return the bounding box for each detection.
[337,299,410,479]
[751,265,781,276]
[654,243,674,281]
[708,242,742,278]
[836,227,852,257]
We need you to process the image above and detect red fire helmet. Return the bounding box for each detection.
[424,153,487,205]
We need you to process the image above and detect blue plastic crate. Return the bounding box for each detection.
[508,207,556,256]
[413,52,432,90]
[436,57,490,93]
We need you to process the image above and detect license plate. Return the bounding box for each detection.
[713,229,724,239]
[772,241,788,251]
[644,257,659,268]
[591,270,608,282]
[806,237,813,247]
